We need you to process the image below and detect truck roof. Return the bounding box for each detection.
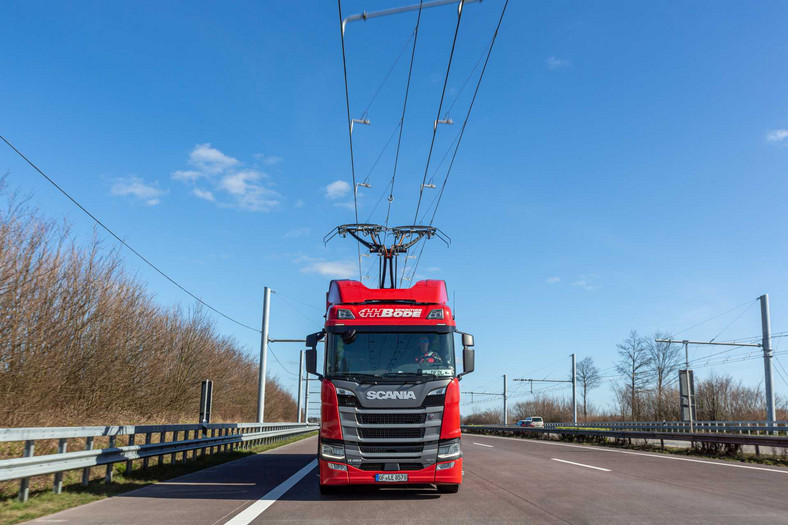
[327,279,449,307]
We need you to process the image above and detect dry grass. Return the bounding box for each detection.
[0,181,297,430]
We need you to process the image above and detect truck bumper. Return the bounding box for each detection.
[319,458,462,486]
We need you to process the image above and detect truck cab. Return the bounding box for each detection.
[304,279,475,494]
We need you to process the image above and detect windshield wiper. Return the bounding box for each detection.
[381,372,438,382]
[330,373,383,383]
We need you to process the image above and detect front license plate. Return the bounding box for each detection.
[375,473,408,482]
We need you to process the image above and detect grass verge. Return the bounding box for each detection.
[0,432,317,525]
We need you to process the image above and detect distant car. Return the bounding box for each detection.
[516,417,544,428]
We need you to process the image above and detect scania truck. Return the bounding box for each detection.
[304,278,475,494]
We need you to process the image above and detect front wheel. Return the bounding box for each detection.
[437,484,459,494]
[319,483,342,496]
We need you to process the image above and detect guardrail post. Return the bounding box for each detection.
[53,438,67,493]
[105,436,116,483]
[18,440,34,502]
[126,434,135,474]
[82,436,94,486]
[170,431,177,464]
[158,431,166,465]
[142,433,152,469]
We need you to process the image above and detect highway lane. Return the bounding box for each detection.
[26,434,788,524]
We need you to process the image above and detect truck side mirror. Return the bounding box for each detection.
[462,347,475,375]
[305,348,318,376]
[462,333,474,348]
[305,330,325,378]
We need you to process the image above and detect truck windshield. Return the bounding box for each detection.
[326,331,455,380]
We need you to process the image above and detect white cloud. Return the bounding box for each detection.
[192,188,215,202]
[285,227,311,238]
[546,56,571,69]
[254,153,284,166]
[325,180,351,200]
[188,143,239,174]
[546,276,561,284]
[172,170,204,182]
[766,129,788,143]
[572,275,600,291]
[110,177,166,206]
[300,260,357,279]
[171,144,282,212]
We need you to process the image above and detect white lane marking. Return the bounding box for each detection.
[473,442,493,447]
[470,434,788,475]
[551,458,610,472]
[160,482,256,486]
[224,459,317,525]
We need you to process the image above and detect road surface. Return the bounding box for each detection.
[27,433,788,524]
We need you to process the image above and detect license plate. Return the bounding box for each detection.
[375,473,408,482]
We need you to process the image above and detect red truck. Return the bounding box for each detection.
[304,278,475,494]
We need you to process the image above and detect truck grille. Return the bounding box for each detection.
[359,444,423,454]
[358,428,424,439]
[422,394,445,407]
[357,413,426,425]
[357,462,424,471]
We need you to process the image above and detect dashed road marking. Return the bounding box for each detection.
[551,458,610,472]
[473,442,493,447]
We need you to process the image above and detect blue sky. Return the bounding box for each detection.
[2,1,788,418]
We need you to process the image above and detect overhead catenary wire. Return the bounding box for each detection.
[672,298,758,337]
[0,134,261,334]
[410,0,466,227]
[337,0,363,280]
[267,344,298,376]
[384,0,425,229]
[404,0,510,284]
[709,300,758,342]
[360,29,417,120]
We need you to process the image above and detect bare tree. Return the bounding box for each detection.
[576,357,601,421]
[646,332,682,420]
[615,330,651,421]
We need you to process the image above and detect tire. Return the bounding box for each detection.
[319,483,341,495]
[437,484,459,494]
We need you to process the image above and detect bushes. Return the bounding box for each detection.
[0,186,295,427]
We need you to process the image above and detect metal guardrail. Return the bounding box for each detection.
[462,424,788,453]
[543,420,788,434]
[1,422,317,502]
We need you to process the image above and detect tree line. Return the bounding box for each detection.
[463,329,787,424]
[0,185,296,427]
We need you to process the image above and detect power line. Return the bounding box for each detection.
[405,0,510,283]
[709,300,758,342]
[362,121,402,189]
[0,134,261,334]
[411,0,466,226]
[385,1,425,229]
[267,344,297,376]
[360,29,417,119]
[336,0,362,280]
[672,298,758,337]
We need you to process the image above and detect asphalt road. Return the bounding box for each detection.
[27,433,788,524]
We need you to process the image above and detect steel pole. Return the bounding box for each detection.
[304,374,310,424]
[761,294,775,423]
[297,351,304,423]
[503,374,508,425]
[257,287,271,423]
[571,354,577,425]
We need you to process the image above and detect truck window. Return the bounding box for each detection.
[327,331,455,379]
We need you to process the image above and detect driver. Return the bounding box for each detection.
[415,336,442,366]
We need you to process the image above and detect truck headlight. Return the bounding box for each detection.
[321,443,345,460]
[437,440,461,459]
